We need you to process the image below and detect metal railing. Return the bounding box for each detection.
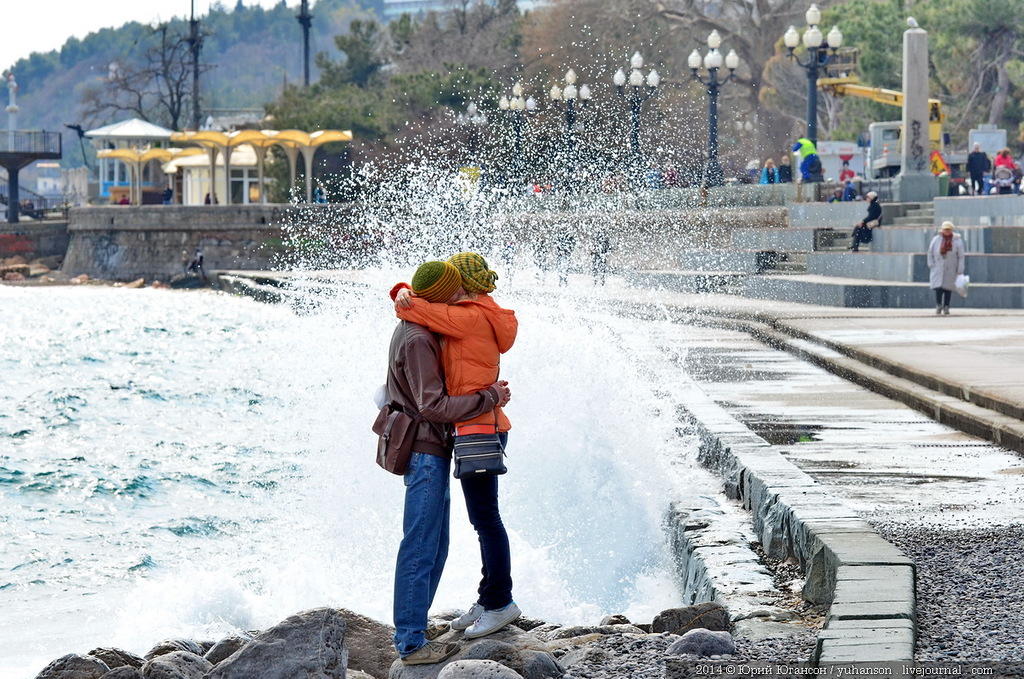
[0,130,63,155]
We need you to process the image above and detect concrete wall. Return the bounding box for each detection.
[788,202,906,228]
[0,221,69,260]
[935,196,1024,226]
[873,226,1024,254]
[731,227,819,251]
[808,252,1024,283]
[61,206,297,281]
[745,276,1024,309]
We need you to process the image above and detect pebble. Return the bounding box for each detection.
[876,522,1024,662]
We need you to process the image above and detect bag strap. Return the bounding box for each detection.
[389,401,423,423]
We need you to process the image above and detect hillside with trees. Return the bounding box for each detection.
[7,0,373,166]
[7,0,1023,176]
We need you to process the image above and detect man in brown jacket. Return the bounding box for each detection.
[388,278,510,666]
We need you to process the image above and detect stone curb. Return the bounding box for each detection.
[676,379,917,664]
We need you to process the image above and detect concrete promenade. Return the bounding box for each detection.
[628,287,1024,454]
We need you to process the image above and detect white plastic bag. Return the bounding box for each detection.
[955,274,970,298]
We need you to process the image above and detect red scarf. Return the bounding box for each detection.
[940,233,953,255]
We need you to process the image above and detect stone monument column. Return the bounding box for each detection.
[893,23,938,202]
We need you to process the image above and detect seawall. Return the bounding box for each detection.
[61,206,295,281]
[0,221,69,260]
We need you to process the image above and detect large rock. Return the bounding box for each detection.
[140,651,211,679]
[519,650,563,679]
[437,660,523,679]
[598,615,630,626]
[665,629,735,657]
[143,640,204,661]
[389,627,555,679]
[338,608,399,678]
[207,607,347,679]
[651,603,730,635]
[101,669,142,679]
[87,649,144,670]
[458,641,523,674]
[202,636,249,666]
[513,618,547,632]
[35,654,110,679]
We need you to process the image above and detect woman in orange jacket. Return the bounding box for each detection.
[391,253,522,640]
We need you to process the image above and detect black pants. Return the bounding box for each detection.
[460,432,513,610]
[934,288,952,307]
[970,173,984,195]
[851,225,873,250]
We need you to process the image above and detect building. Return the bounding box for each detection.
[85,118,175,202]
[382,0,546,21]
[163,145,261,205]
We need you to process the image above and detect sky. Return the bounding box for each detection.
[1,0,285,72]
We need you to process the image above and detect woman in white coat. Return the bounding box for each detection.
[927,221,966,315]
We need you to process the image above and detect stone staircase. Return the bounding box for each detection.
[636,197,1024,307]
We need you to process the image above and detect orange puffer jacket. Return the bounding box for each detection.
[391,283,517,431]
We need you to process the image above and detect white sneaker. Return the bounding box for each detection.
[464,602,521,639]
[449,603,484,631]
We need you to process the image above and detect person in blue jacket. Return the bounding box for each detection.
[793,138,823,182]
[759,158,780,184]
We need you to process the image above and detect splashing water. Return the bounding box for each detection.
[0,264,703,676]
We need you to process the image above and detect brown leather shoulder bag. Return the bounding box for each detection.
[372,403,421,475]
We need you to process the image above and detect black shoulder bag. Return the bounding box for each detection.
[452,413,506,479]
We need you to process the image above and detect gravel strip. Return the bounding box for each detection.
[561,630,819,679]
[876,522,1024,662]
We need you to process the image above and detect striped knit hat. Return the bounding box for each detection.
[411,261,463,303]
[448,252,498,294]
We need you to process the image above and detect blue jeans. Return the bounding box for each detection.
[393,452,450,657]
[460,433,513,610]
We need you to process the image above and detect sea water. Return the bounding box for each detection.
[0,277,691,677]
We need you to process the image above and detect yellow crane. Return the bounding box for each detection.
[816,49,944,149]
[818,77,944,149]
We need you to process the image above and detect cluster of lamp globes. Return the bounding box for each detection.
[783,3,843,51]
[496,50,663,114]
[687,30,740,73]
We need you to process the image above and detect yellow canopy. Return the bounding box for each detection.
[97,147,204,204]
[169,128,352,203]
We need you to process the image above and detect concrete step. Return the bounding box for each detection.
[891,217,934,226]
[732,318,1024,454]
[807,251,1024,283]
[772,261,808,273]
[873,225,1024,254]
[743,273,1024,308]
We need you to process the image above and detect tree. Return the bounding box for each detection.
[919,0,1024,131]
[318,20,387,88]
[80,23,208,129]
[655,0,844,148]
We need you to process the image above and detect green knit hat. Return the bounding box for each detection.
[411,261,463,302]
[448,252,498,293]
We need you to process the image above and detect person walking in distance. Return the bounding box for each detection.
[928,221,966,315]
[384,260,512,665]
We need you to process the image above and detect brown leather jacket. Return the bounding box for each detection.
[387,321,499,458]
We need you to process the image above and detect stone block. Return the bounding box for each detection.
[828,599,915,623]
[824,618,914,630]
[833,575,913,600]
[818,639,915,663]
